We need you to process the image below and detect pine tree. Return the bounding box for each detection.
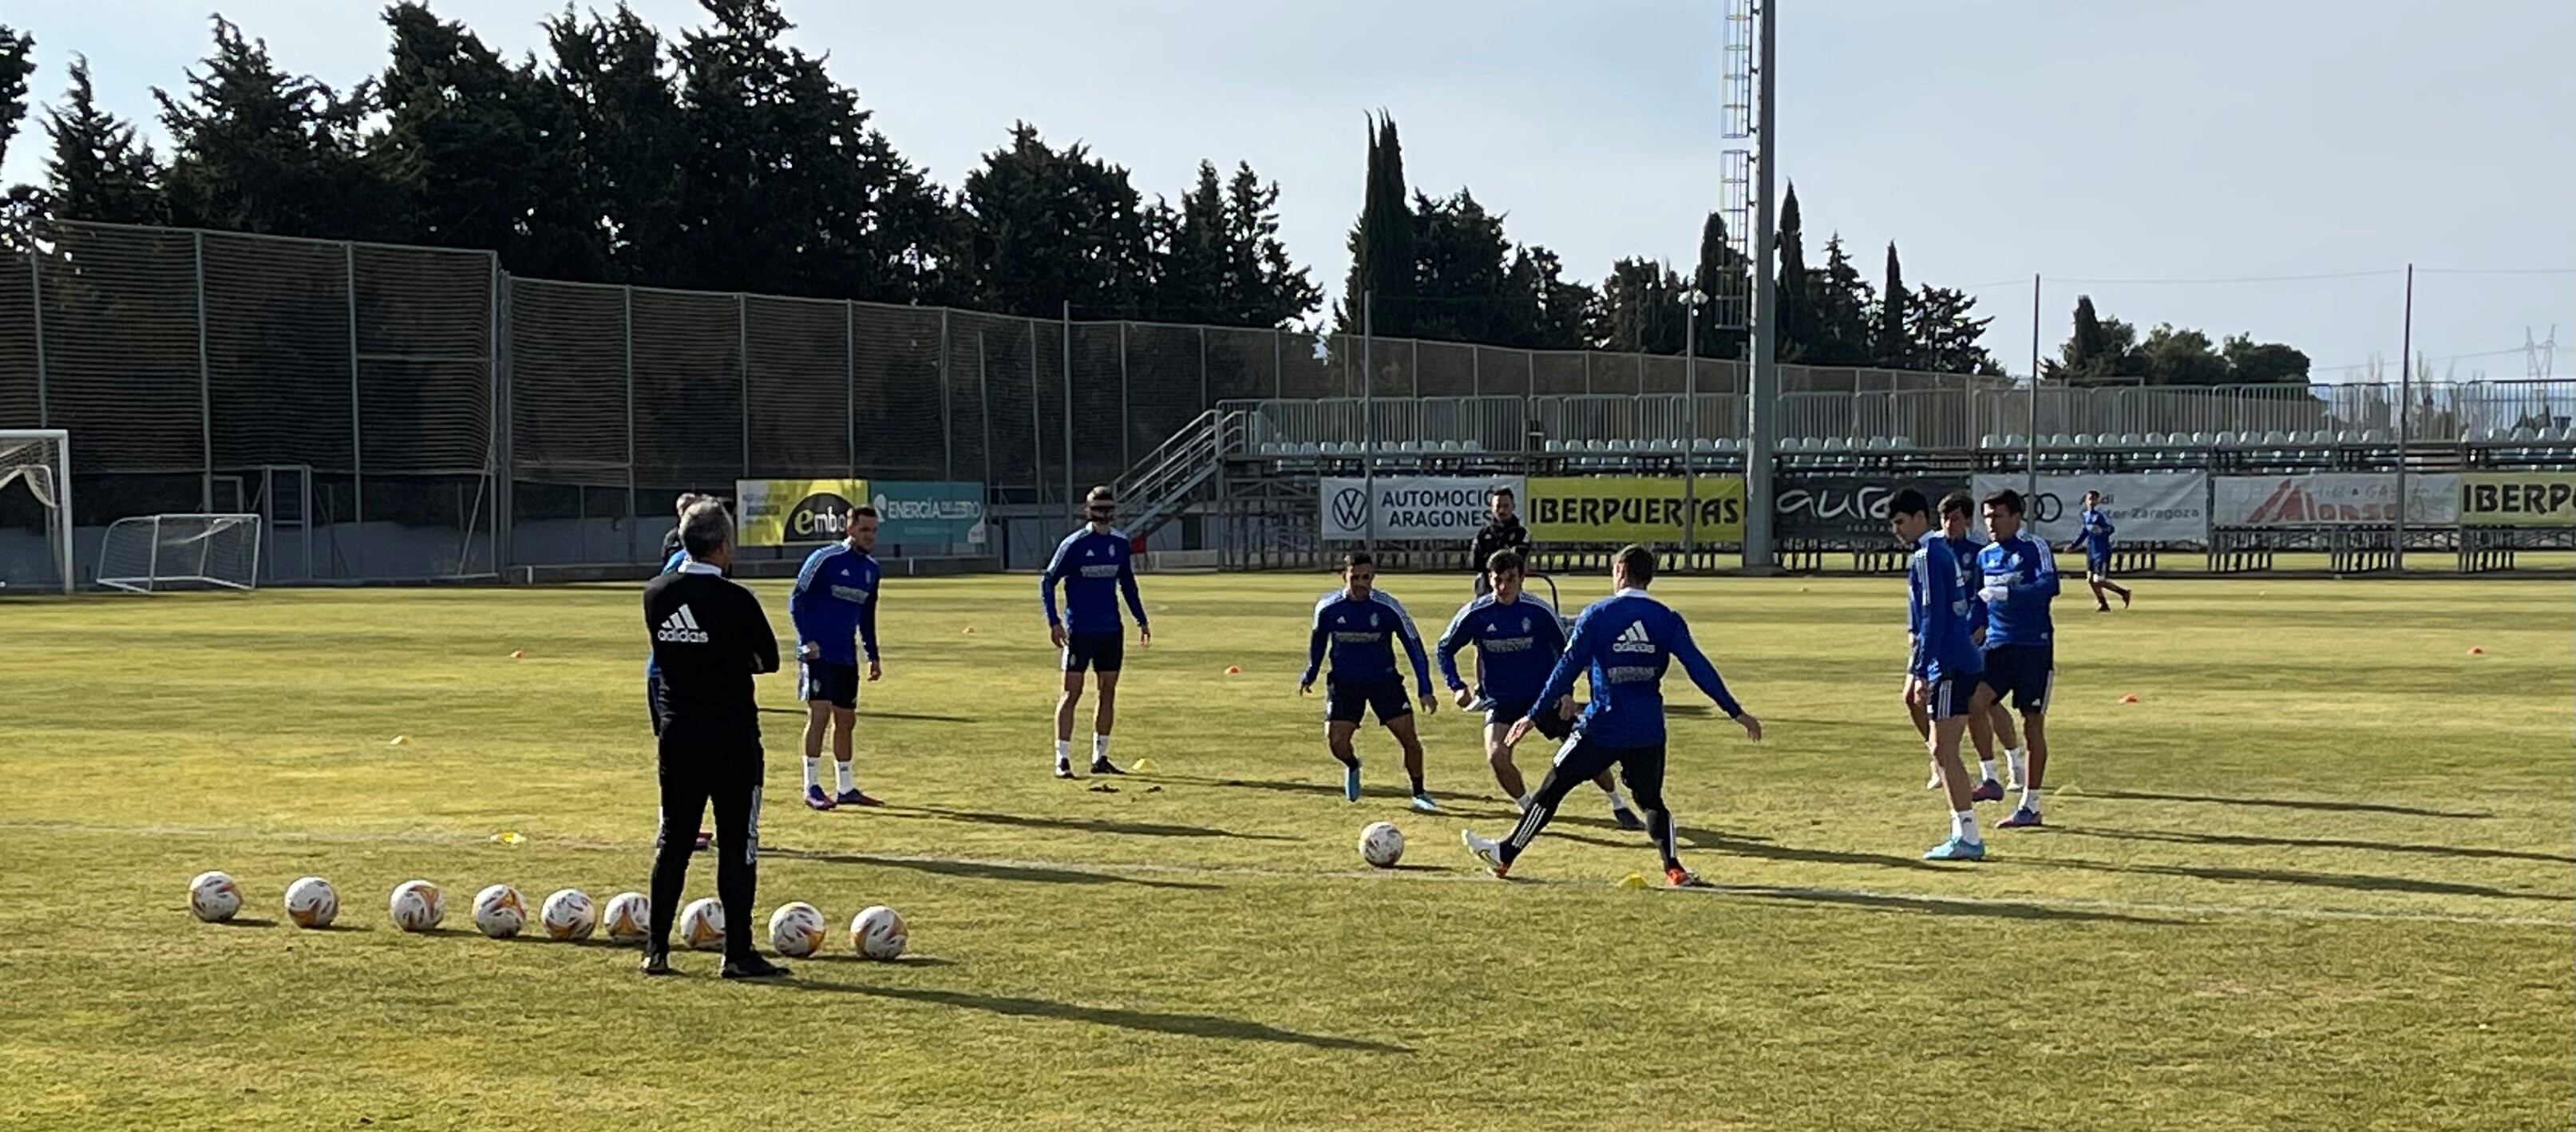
[1876,242,1909,368]
[1774,181,1810,360]
[1339,112,1415,336]
[44,55,166,224]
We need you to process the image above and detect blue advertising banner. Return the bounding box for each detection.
[869,481,987,545]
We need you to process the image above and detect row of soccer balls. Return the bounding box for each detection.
[186,872,908,960]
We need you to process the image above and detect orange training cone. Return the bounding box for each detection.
[2467,646,2484,656]
[2118,693,2139,704]
[1225,665,1241,675]
[509,649,526,659]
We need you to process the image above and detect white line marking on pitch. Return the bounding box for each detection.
[9,821,2567,931]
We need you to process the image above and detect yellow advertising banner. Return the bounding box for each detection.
[2458,471,2576,527]
[732,478,870,546]
[1525,476,1747,542]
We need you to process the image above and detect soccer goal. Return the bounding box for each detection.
[0,429,73,595]
[97,513,263,593]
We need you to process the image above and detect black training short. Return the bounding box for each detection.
[645,670,667,736]
[1062,631,1125,674]
[1982,643,2053,714]
[798,660,860,710]
[1325,679,1411,726]
[1489,697,1576,741]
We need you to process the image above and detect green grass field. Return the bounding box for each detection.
[1,572,2569,1130]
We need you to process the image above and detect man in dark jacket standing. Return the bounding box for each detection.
[1467,487,1530,596]
[640,500,787,980]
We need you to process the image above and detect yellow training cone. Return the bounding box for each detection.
[388,734,411,746]
[1132,758,1157,773]
[1616,873,1648,890]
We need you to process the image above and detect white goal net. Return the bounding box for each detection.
[0,429,73,595]
[97,513,263,593]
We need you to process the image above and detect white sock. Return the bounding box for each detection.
[1092,734,1112,762]
[835,759,856,794]
[2020,787,2044,813]
[802,757,821,791]
[1600,785,1628,810]
[1514,795,1531,813]
[1978,759,1998,783]
[1951,809,1982,845]
[1053,739,1071,766]
[2004,748,2026,784]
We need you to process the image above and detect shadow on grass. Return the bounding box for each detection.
[766,847,1221,892]
[208,916,279,928]
[2085,789,2491,820]
[1719,885,2178,924]
[753,982,1409,1053]
[796,952,955,968]
[1683,830,1947,873]
[889,805,1299,843]
[756,706,971,724]
[2032,857,2570,903]
[2061,826,2576,865]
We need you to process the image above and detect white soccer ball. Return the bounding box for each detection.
[1358,821,1406,869]
[850,905,906,960]
[188,871,243,923]
[539,889,596,941]
[767,901,826,958]
[389,880,445,932]
[679,897,726,952]
[601,892,650,945]
[473,885,527,939]
[283,877,338,929]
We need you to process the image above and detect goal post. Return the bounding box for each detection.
[0,429,73,596]
[97,513,263,593]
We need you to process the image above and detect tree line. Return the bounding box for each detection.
[0,4,2308,384]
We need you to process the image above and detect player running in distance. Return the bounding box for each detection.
[1890,489,1996,861]
[789,506,883,810]
[1434,549,1644,829]
[1041,485,1150,780]
[1300,551,1440,812]
[2071,489,2132,612]
[1462,544,1759,887]
[1979,489,2059,829]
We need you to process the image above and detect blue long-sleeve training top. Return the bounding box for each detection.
[1977,532,2060,647]
[1528,588,1741,748]
[1433,593,1567,704]
[789,543,881,664]
[1946,532,1988,633]
[1907,530,1983,681]
[1040,528,1148,635]
[2079,507,2115,557]
[1302,589,1433,693]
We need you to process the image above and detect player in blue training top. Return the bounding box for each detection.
[1462,544,1762,888]
[1918,491,2015,802]
[2069,489,2132,612]
[1890,488,1997,861]
[1299,551,1440,812]
[1979,488,2060,829]
[1040,485,1151,780]
[1435,548,1643,829]
[789,505,884,810]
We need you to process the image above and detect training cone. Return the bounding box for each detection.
[2118,694,2139,704]
[489,830,524,845]
[1225,665,1241,675]
[1616,873,1648,890]
[388,734,411,746]
[509,649,525,659]
[1132,758,1157,773]
[2467,646,2485,656]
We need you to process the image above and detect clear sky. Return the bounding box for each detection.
[5,0,2571,378]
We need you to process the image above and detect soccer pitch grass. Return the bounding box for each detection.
[1,573,2569,1131]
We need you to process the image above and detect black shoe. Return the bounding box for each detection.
[1611,805,1647,832]
[1054,762,1076,780]
[1090,758,1126,776]
[720,954,790,980]
[639,948,672,976]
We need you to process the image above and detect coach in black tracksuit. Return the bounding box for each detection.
[640,501,786,980]
[1467,487,1530,596]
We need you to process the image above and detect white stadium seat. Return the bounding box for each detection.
[2264,431,2289,446]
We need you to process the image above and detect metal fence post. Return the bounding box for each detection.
[977,332,992,488]
[1272,325,1283,401]
[345,240,364,577]
[939,308,952,480]
[1062,302,1074,510]
[490,257,511,574]
[1028,318,1042,502]
[1201,325,1211,414]
[27,251,45,427]
[624,286,636,561]
[1119,322,1131,472]
[194,232,212,511]
[845,301,857,480]
[737,293,750,480]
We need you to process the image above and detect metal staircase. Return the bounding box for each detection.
[1113,409,1247,540]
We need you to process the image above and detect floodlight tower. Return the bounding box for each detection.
[1721,0,1780,568]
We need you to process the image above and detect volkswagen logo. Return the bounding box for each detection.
[1332,487,1369,531]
